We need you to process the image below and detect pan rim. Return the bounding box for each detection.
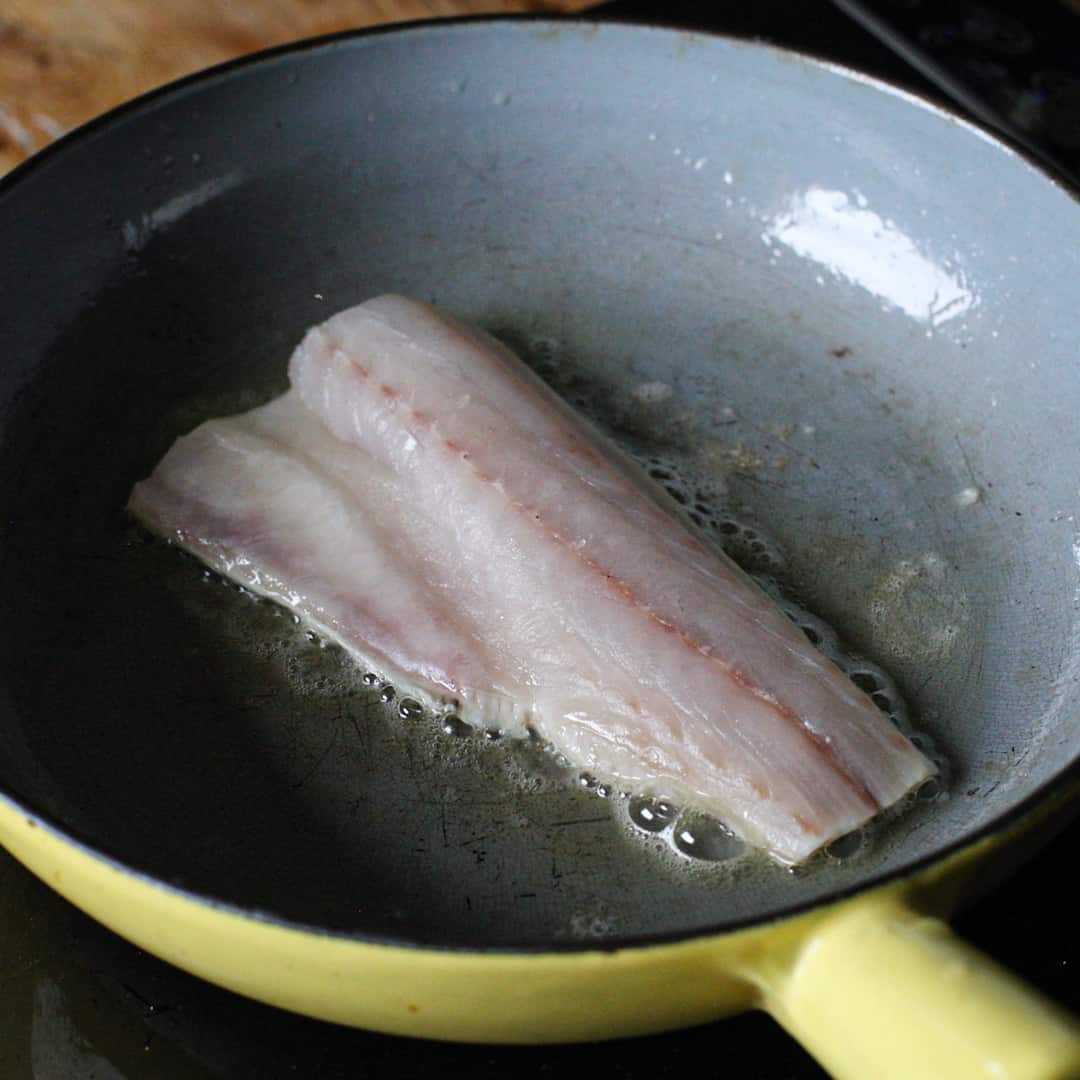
[2,764,1077,954]
[2,14,1077,203]
[0,13,1077,953]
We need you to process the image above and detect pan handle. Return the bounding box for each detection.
[753,889,1080,1080]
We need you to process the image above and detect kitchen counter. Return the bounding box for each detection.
[0,0,588,176]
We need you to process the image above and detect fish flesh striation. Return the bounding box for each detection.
[129,295,933,864]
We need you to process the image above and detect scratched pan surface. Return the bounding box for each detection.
[0,18,1078,949]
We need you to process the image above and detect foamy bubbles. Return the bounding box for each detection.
[640,453,785,574]
[441,715,471,737]
[398,698,424,720]
[628,795,677,833]
[673,816,745,862]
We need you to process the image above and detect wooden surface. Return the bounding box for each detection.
[0,0,590,175]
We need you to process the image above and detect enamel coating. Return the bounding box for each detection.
[1,19,1078,1080]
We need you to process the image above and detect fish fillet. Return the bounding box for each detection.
[129,295,934,864]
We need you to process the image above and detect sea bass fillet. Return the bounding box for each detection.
[129,295,933,864]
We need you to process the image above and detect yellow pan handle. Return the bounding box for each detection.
[758,892,1080,1080]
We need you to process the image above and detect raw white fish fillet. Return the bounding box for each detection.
[129,295,934,864]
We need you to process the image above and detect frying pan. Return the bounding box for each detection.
[0,17,1078,1079]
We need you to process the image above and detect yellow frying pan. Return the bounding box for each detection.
[0,19,1078,1079]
